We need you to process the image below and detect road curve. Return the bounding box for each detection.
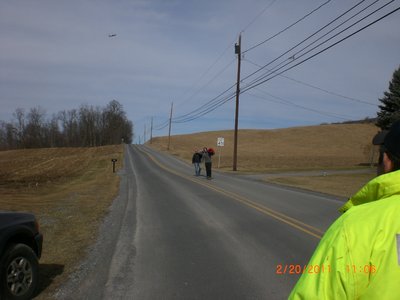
[56,144,344,299]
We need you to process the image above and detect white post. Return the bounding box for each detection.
[218,146,222,168]
[217,137,224,169]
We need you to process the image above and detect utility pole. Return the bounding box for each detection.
[144,124,147,144]
[167,102,173,150]
[150,117,153,144]
[233,34,241,171]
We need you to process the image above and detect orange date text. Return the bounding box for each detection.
[275,264,331,275]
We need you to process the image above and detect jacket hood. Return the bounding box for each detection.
[339,169,400,213]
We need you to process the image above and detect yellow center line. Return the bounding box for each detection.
[136,146,323,240]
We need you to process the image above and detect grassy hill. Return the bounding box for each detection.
[148,123,381,172]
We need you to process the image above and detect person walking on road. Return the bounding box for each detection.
[202,147,213,179]
[289,120,400,300]
[192,149,202,176]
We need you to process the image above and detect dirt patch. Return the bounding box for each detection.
[0,145,123,299]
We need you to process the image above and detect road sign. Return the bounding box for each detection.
[216,137,224,168]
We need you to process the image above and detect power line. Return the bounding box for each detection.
[170,2,391,125]
[154,45,236,130]
[171,0,390,126]
[172,84,236,122]
[155,0,280,129]
[241,0,279,33]
[153,86,236,127]
[243,0,332,54]
[242,1,398,93]
[242,0,371,85]
[173,0,276,111]
[173,91,237,123]
[175,58,236,110]
[154,119,170,130]
[248,89,353,121]
[175,46,235,107]
[243,58,377,106]
[155,2,399,127]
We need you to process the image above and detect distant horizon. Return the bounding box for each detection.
[146,117,379,141]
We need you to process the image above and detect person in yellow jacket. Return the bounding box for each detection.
[289,120,400,300]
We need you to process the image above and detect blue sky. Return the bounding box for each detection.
[1,0,399,143]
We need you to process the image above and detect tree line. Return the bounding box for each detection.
[0,100,133,150]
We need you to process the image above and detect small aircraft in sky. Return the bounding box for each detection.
[108,33,117,37]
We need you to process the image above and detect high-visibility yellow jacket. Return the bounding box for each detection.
[289,170,400,299]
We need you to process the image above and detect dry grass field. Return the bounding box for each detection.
[149,123,380,197]
[0,145,123,299]
[149,123,380,171]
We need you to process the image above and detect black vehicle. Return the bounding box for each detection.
[0,212,43,300]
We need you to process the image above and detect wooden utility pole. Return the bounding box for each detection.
[167,102,173,150]
[150,117,153,144]
[233,34,241,171]
[144,124,146,144]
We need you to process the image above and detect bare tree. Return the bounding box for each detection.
[43,114,62,147]
[12,108,26,147]
[102,100,132,145]
[0,121,10,150]
[24,106,46,148]
[59,109,79,147]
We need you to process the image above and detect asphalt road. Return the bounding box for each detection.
[56,144,344,300]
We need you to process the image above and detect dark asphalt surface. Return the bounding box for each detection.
[56,144,345,300]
